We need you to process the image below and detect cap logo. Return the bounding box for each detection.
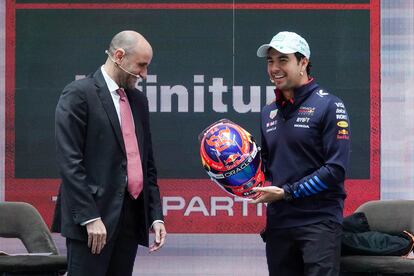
[272,34,285,42]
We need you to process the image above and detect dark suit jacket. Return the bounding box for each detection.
[52,69,163,247]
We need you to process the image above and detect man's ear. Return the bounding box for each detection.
[301,57,309,72]
[114,48,126,63]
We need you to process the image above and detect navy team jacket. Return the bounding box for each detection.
[260,79,351,229]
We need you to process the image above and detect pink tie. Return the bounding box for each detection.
[117,88,143,199]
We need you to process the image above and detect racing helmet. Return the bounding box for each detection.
[199,119,265,199]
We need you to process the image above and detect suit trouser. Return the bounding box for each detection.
[265,220,342,276]
[66,194,144,276]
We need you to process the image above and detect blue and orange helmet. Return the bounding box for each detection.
[199,119,265,199]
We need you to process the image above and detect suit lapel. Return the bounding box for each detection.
[126,90,145,160]
[93,69,126,155]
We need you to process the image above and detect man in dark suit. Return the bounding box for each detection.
[52,30,166,275]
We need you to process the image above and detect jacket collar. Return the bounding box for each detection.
[275,78,316,107]
[93,69,126,155]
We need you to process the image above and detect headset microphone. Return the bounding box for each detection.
[105,50,142,80]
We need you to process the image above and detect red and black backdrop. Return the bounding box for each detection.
[5,0,380,233]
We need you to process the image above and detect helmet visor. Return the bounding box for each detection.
[211,150,261,187]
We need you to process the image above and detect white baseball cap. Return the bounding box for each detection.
[257,31,310,59]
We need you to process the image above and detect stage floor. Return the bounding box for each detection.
[0,234,268,275]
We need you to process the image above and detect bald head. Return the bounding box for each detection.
[104,30,153,89]
[108,30,152,56]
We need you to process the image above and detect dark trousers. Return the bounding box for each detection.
[266,220,342,276]
[66,194,145,276]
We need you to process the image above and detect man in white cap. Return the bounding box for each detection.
[251,31,351,276]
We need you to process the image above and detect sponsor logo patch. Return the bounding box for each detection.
[337,134,350,140]
[316,89,329,97]
[294,124,310,128]
[296,117,310,123]
[336,114,348,120]
[337,121,349,128]
[338,129,349,135]
[266,127,277,133]
[266,120,278,128]
[269,109,278,119]
[298,106,315,116]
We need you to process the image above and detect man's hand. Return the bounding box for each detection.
[86,218,107,254]
[149,222,166,253]
[250,186,285,204]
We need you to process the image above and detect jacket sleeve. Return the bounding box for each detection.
[55,82,100,224]
[282,98,351,199]
[142,96,164,223]
[260,119,272,182]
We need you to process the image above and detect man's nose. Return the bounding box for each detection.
[270,62,280,72]
[140,68,148,79]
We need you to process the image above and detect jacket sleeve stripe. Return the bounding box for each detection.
[294,190,300,198]
[303,181,318,194]
[299,183,311,196]
[309,178,324,191]
[314,175,328,189]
